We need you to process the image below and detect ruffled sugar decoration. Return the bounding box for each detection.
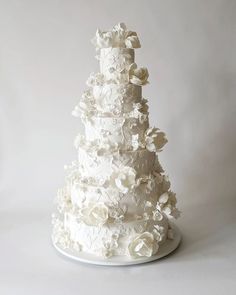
[91,23,141,50]
[110,165,137,194]
[129,63,149,86]
[145,127,168,152]
[156,191,181,219]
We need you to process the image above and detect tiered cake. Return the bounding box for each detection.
[52,23,180,264]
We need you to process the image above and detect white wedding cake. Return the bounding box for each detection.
[52,23,180,263]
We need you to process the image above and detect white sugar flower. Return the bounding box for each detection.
[86,72,104,87]
[159,192,169,204]
[128,232,158,258]
[112,22,127,32]
[129,103,148,124]
[79,100,94,114]
[112,23,127,47]
[91,23,141,49]
[101,246,113,258]
[161,175,171,193]
[96,139,118,156]
[109,205,127,223]
[146,178,155,191]
[157,191,180,219]
[152,209,163,221]
[111,166,136,194]
[153,225,166,242]
[86,73,95,87]
[73,90,95,117]
[80,202,109,226]
[72,241,82,252]
[129,63,149,85]
[113,23,141,48]
[52,217,71,249]
[81,89,93,100]
[56,187,72,213]
[91,29,113,49]
[101,233,119,258]
[131,134,140,150]
[145,127,168,152]
[125,34,141,48]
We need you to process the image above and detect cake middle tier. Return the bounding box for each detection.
[78,147,156,179]
[82,116,149,148]
[70,171,169,216]
[92,83,142,115]
[100,48,134,82]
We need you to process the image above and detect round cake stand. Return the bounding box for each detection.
[53,224,181,266]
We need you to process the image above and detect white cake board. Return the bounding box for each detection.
[53,223,181,266]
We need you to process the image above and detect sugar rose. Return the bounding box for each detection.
[111,166,136,194]
[129,63,149,85]
[128,232,158,258]
[80,202,109,226]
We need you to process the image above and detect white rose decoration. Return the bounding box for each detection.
[128,232,158,258]
[111,166,136,194]
[129,63,149,85]
[152,209,163,221]
[80,202,109,226]
[145,127,168,152]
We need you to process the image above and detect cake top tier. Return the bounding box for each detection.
[91,23,141,50]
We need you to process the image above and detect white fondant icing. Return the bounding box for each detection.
[92,83,142,114]
[64,212,168,257]
[83,116,149,148]
[78,147,155,179]
[100,48,134,82]
[70,171,171,217]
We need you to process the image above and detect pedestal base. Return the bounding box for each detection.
[53,223,181,266]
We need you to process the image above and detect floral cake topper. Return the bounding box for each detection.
[92,22,141,49]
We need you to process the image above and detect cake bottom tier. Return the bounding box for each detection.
[52,212,174,259]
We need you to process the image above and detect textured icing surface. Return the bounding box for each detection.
[100,48,134,82]
[84,116,149,148]
[52,23,180,260]
[64,212,169,257]
[93,83,142,114]
[78,147,155,178]
[70,171,170,216]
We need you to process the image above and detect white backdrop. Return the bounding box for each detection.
[1,0,236,294]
